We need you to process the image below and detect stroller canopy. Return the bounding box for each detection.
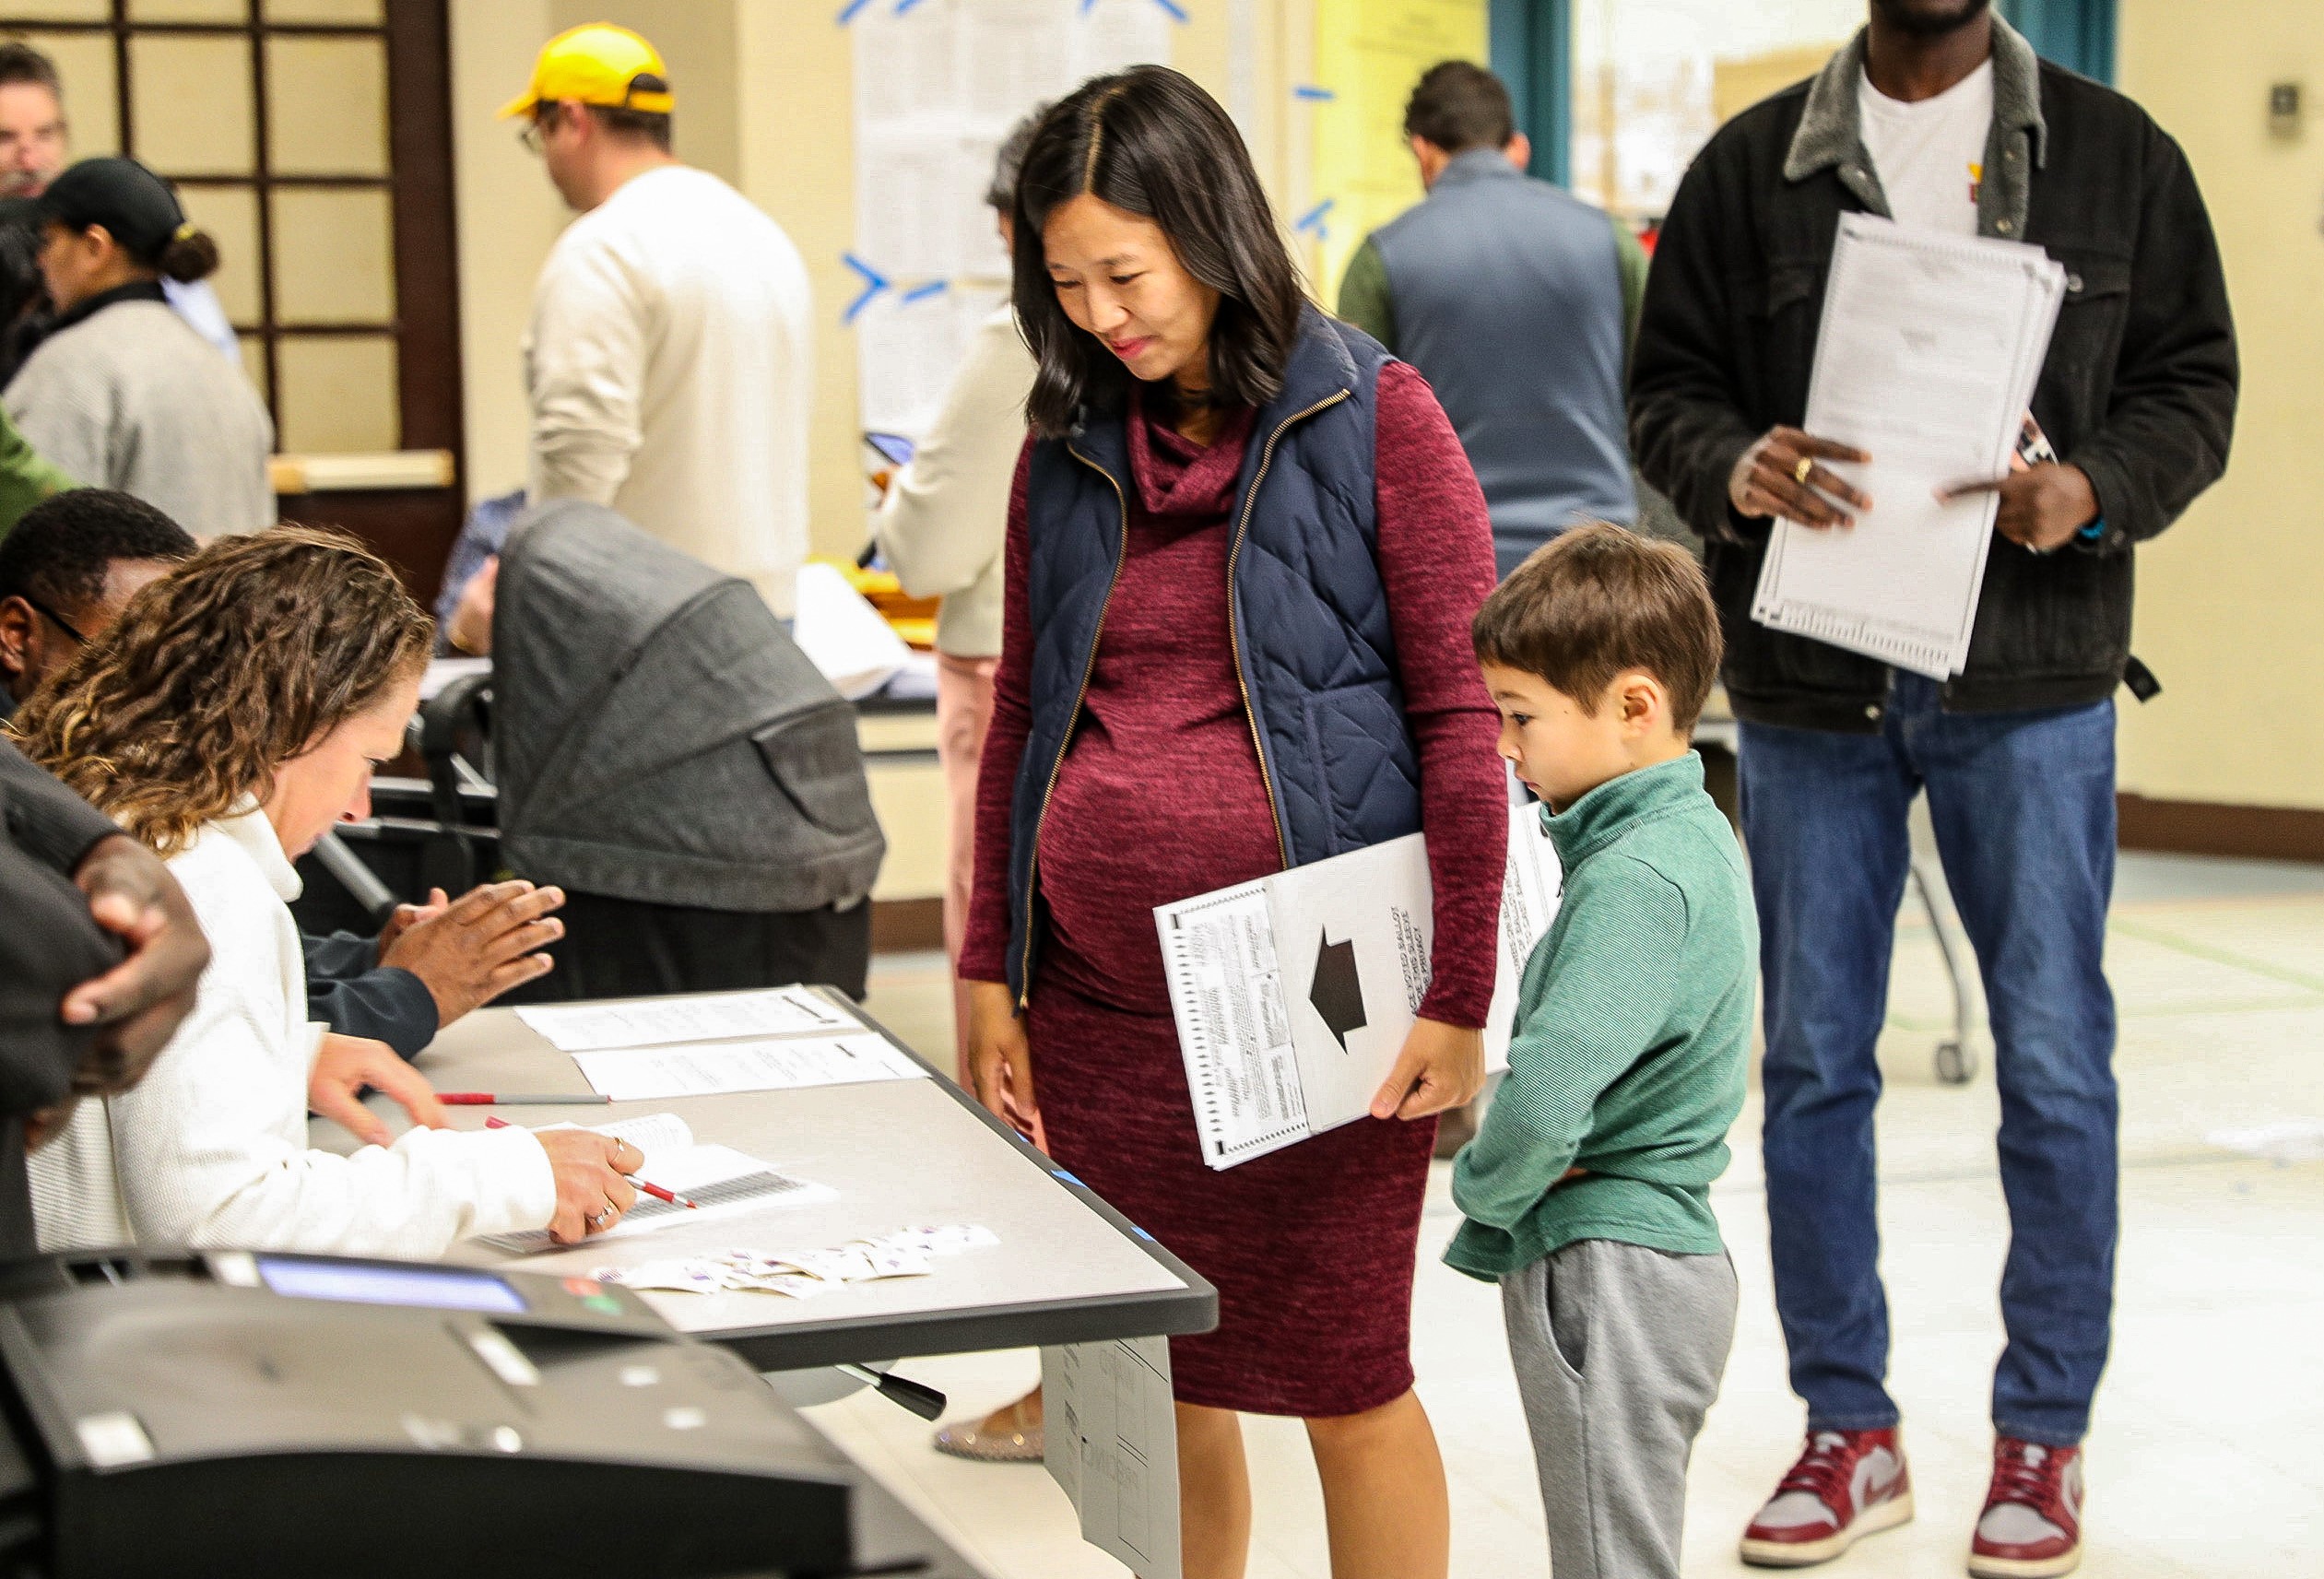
[494,501,885,913]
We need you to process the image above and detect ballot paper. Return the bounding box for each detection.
[1752,213,2067,679]
[571,1032,928,1102]
[1155,805,1562,1169]
[1044,1336,1182,1579]
[474,1113,832,1255]
[513,986,859,1053]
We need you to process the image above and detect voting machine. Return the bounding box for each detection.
[0,1248,970,1579]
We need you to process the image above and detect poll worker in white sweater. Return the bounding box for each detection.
[505,25,812,619]
[16,527,641,1256]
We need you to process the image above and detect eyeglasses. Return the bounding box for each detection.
[21,595,86,645]
[518,105,560,156]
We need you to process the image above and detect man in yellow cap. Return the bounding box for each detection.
[497,23,812,619]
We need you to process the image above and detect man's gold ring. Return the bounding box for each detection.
[1793,455,1815,485]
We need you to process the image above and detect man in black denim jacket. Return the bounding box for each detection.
[1631,6,2236,1577]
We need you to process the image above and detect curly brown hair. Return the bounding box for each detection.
[12,524,433,855]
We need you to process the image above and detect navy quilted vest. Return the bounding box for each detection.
[1004,306,1417,999]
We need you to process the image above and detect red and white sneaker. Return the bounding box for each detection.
[1967,1437,2084,1578]
[1739,1428,1915,1567]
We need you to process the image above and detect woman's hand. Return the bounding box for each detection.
[308,1033,449,1148]
[537,1129,640,1244]
[1369,1016,1485,1122]
[966,980,1040,1141]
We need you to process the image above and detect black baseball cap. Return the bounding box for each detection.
[35,157,187,261]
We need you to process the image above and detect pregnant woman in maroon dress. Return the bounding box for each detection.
[959,70,1503,1579]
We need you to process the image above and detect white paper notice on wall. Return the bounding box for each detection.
[1156,806,1563,1169]
[1044,1337,1182,1579]
[850,0,1175,442]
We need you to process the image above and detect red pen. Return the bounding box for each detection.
[442,1092,609,1106]
[485,1116,699,1209]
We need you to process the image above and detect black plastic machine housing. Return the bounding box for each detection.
[0,1249,900,1579]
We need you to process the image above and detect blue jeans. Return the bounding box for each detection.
[1740,674,2118,1446]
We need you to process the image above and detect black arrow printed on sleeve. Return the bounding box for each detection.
[1310,930,1368,1053]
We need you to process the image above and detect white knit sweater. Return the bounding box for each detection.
[525,164,813,617]
[29,807,556,1255]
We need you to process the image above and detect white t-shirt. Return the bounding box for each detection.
[525,165,814,617]
[1858,60,1993,236]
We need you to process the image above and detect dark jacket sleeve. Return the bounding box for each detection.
[1626,138,1766,548]
[0,737,120,874]
[0,837,117,1114]
[301,931,440,1061]
[2065,123,2238,551]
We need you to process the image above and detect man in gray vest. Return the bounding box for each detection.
[1339,61,1646,579]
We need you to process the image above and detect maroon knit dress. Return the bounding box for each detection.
[961,363,1502,1418]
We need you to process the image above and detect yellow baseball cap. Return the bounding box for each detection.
[498,23,674,121]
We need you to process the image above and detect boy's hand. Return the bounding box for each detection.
[1370,1017,1485,1122]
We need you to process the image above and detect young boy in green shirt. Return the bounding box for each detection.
[1450,522,1756,1579]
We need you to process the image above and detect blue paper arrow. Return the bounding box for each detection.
[835,0,874,22]
[1292,84,1336,101]
[1081,0,1188,18]
[1293,197,1335,243]
[842,253,891,324]
[900,279,950,305]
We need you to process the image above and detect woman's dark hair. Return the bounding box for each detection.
[1011,66,1305,438]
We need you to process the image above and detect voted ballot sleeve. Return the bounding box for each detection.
[1157,806,1562,1169]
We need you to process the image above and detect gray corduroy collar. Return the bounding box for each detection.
[1783,16,2047,240]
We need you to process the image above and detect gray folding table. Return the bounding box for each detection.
[312,988,1217,1373]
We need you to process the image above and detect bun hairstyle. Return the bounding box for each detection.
[36,157,220,286]
[156,221,219,284]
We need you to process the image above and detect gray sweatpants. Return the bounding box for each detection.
[1501,1238,1739,1579]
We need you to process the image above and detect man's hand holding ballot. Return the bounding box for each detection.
[1728,427,1871,529]
[1738,421,2102,554]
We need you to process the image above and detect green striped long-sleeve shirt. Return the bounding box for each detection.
[1445,752,1755,1280]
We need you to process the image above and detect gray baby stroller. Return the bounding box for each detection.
[492,501,885,1002]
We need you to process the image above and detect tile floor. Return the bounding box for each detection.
[808,849,2324,1578]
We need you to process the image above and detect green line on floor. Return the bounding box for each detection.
[2106,916,2324,996]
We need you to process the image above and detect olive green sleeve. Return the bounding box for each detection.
[0,406,75,542]
[1611,214,1650,381]
[1335,236,1398,356]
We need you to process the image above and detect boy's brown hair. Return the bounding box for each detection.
[1471,522,1723,734]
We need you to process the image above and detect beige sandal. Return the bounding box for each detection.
[932,1400,1044,1464]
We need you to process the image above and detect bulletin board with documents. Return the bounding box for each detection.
[847,0,1176,438]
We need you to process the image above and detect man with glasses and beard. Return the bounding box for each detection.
[1630,3,2236,1573]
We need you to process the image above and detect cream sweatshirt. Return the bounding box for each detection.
[525,164,813,618]
[29,807,556,1256]
[870,305,1034,658]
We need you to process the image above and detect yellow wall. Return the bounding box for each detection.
[2116,0,2324,810]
